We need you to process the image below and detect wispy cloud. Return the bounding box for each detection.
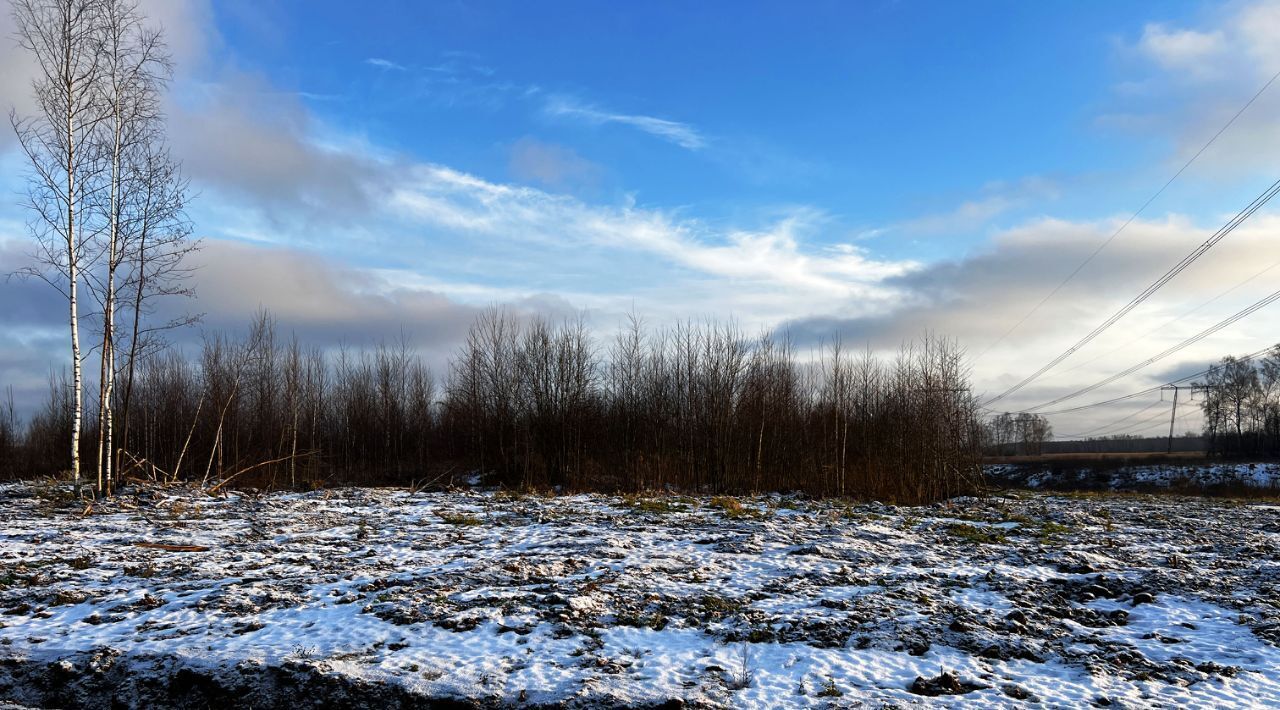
[154,73,912,324]
[380,165,915,326]
[1136,24,1227,79]
[543,95,706,150]
[1107,0,1280,176]
[508,137,601,189]
[887,177,1060,236]
[364,57,406,71]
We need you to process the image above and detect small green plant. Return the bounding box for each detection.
[946,523,1005,545]
[623,496,688,514]
[643,499,687,513]
[438,511,482,526]
[709,496,769,520]
[1038,521,1071,539]
[816,677,843,697]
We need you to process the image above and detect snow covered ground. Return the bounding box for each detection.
[988,461,1280,492]
[1,483,1278,708]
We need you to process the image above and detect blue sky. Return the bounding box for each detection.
[4,0,1280,435]
[212,0,1215,258]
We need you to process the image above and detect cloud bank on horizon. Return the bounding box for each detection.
[3,0,1280,436]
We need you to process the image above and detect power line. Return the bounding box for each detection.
[1082,401,1174,439]
[982,176,1280,407]
[1064,402,1186,440]
[1059,397,1167,439]
[1043,257,1280,383]
[1124,406,1198,438]
[1026,287,1280,411]
[1032,344,1277,415]
[975,67,1280,361]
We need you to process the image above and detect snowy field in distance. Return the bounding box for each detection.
[987,461,1280,493]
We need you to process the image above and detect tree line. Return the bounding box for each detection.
[981,412,1052,456]
[1198,346,1280,458]
[1,311,986,504]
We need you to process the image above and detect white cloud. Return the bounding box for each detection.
[1115,0,1280,174]
[1233,0,1280,74]
[365,57,406,71]
[0,0,212,149]
[542,95,706,150]
[380,163,916,326]
[1136,24,1227,78]
[1131,2,1280,83]
[780,210,1280,434]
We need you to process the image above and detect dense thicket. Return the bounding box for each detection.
[1199,347,1280,458]
[2,310,984,503]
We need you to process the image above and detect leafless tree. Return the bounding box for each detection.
[11,0,107,485]
[114,142,195,477]
[10,307,985,503]
[0,387,19,479]
[86,0,178,493]
[11,0,191,493]
[1199,352,1276,457]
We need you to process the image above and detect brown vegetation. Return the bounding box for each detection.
[4,309,984,504]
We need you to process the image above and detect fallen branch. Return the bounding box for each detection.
[133,542,210,552]
[205,451,312,495]
[119,449,171,482]
[410,466,457,495]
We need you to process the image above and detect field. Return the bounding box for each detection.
[984,452,1207,465]
[1,483,1278,708]
[988,461,1280,495]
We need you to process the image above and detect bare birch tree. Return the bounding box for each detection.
[11,0,106,486]
[12,0,192,493]
[88,0,179,493]
[115,141,195,477]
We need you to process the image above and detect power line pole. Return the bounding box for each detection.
[1162,383,1218,453]
[1161,385,1181,453]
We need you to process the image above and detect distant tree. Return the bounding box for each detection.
[983,412,1050,456]
[0,387,18,479]
[1193,346,1280,457]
